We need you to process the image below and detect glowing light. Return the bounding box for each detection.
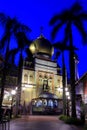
[67,96,70,99]
[11,90,16,95]
[24,84,33,88]
[66,91,69,96]
[57,87,63,92]
[15,87,18,90]
[65,87,68,91]
[22,87,26,90]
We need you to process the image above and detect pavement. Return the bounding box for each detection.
[0,115,84,130]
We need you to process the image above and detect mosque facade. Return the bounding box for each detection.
[21,35,63,114]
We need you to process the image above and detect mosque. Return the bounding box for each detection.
[20,35,63,114]
[2,35,85,116]
[1,33,86,116]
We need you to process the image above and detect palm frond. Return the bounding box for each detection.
[53,41,78,51]
[49,10,70,25]
[71,2,82,14]
[0,33,10,49]
[74,20,87,44]
[49,15,62,25]
[51,21,64,40]
[53,42,67,51]
[14,18,31,33]
[8,49,19,56]
[8,49,19,64]
[79,13,87,20]
[53,50,61,60]
[25,47,33,60]
[15,32,30,49]
[0,13,8,25]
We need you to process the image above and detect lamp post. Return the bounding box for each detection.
[10,90,16,118]
[15,87,19,116]
[65,87,70,116]
[22,87,26,114]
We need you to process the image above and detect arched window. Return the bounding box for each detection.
[36,100,42,107]
[54,100,58,108]
[24,74,28,83]
[29,74,33,82]
[43,99,47,106]
[48,100,53,108]
[43,79,49,91]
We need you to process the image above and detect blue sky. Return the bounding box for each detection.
[0,0,87,77]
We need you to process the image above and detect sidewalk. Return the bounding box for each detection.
[0,115,85,130]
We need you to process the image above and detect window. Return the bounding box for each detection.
[24,74,28,83]
[48,100,53,108]
[36,100,42,107]
[43,99,47,106]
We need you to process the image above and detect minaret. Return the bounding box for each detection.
[74,54,79,81]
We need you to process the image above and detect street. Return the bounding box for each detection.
[8,115,82,130]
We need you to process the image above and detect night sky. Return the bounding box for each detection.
[0,0,87,77]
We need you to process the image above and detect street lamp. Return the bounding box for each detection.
[11,90,16,95]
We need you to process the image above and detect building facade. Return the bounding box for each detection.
[76,72,87,118]
[21,35,63,114]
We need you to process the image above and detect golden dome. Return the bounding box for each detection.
[29,35,53,57]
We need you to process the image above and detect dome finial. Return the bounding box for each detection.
[40,26,44,37]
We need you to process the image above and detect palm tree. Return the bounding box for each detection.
[53,43,67,115]
[9,32,32,115]
[0,13,31,113]
[53,41,78,115]
[49,2,87,117]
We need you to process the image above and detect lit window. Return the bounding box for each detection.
[24,74,28,83]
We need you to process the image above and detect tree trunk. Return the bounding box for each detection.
[0,66,6,108]
[16,53,23,116]
[0,43,9,117]
[62,52,67,115]
[69,25,76,118]
[0,61,9,119]
[70,50,76,117]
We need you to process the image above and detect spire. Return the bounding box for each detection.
[40,26,44,36]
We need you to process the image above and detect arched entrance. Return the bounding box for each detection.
[31,92,63,115]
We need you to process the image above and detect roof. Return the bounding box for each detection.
[75,72,87,85]
[29,35,53,57]
[39,92,58,99]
